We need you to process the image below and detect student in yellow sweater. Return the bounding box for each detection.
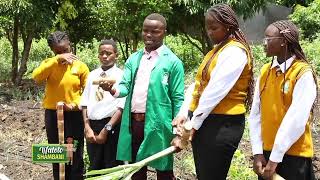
[248,20,317,180]
[172,4,254,180]
[32,31,89,180]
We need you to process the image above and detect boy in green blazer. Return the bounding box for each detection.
[101,13,184,179]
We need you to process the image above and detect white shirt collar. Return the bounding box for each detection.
[271,55,296,73]
[98,64,117,76]
[144,44,164,56]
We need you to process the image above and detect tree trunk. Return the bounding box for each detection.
[15,33,33,85]
[118,41,127,61]
[124,35,130,61]
[11,16,19,83]
[132,34,138,53]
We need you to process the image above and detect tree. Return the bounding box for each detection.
[0,0,81,85]
[0,0,59,85]
[168,0,269,54]
[101,0,173,59]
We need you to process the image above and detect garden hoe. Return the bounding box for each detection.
[57,102,74,180]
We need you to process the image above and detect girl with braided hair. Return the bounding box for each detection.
[172,3,254,179]
[32,31,89,179]
[249,20,317,180]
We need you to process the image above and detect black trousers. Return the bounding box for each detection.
[258,151,315,180]
[86,119,122,170]
[45,109,84,180]
[191,113,245,180]
[131,119,175,180]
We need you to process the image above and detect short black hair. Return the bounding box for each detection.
[47,31,69,49]
[145,13,167,29]
[99,39,118,53]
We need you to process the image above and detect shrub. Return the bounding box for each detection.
[0,37,12,81]
[290,0,320,40]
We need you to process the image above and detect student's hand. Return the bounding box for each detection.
[85,126,96,143]
[57,53,77,65]
[253,154,267,176]
[262,160,278,180]
[170,136,184,153]
[63,103,77,111]
[172,116,186,136]
[99,82,114,92]
[95,128,108,144]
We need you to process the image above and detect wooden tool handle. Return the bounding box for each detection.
[272,173,285,180]
[57,102,65,180]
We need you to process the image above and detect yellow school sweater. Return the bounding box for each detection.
[259,60,313,157]
[32,56,89,110]
[189,39,252,114]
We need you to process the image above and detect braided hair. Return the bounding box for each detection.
[47,31,70,49]
[206,3,254,109]
[271,20,318,113]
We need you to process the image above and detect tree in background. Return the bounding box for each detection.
[290,0,320,39]
[0,0,78,85]
[168,0,268,54]
[0,0,55,84]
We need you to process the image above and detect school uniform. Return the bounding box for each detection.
[32,56,89,180]
[178,38,252,180]
[248,56,316,180]
[80,65,125,170]
[113,45,185,180]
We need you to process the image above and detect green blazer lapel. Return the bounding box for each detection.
[152,45,170,70]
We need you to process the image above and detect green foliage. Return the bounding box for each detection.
[10,86,44,101]
[26,39,52,77]
[275,0,314,7]
[251,45,270,75]
[165,35,203,74]
[301,35,320,73]
[174,0,268,19]
[290,0,320,39]
[227,150,257,180]
[76,39,100,71]
[0,37,12,81]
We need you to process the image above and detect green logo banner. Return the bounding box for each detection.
[32,144,68,163]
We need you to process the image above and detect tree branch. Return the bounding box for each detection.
[182,32,205,55]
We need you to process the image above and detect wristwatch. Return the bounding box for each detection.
[104,123,113,132]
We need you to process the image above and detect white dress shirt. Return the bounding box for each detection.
[248,56,317,162]
[80,65,126,120]
[130,46,164,113]
[177,46,248,130]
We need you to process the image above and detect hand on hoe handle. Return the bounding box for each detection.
[171,116,196,152]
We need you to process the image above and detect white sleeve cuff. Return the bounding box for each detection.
[191,116,206,130]
[113,88,120,98]
[251,143,264,155]
[269,149,284,163]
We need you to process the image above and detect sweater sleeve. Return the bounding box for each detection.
[32,56,58,84]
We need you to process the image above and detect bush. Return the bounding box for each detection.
[0,37,12,81]
[251,45,270,75]
[290,0,320,40]
[301,36,320,74]
[165,34,203,74]
[26,39,53,78]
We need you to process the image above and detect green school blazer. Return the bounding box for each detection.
[116,45,185,170]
